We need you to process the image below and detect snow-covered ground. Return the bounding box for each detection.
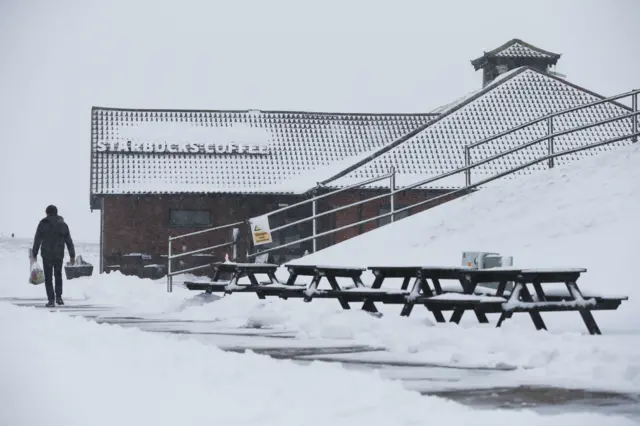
[2,144,640,424]
[180,143,640,392]
[4,301,637,426]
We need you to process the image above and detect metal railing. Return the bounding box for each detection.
[464,88,640,186]
[244,127,639,262]
[165,87,639,292]
[166,221,242,292]
[267,171,397,237]
[165,171,397,292]
[244,88,639,260]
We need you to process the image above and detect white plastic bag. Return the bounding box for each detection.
[28,249,45,285]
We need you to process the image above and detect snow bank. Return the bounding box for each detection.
[1,301,635,426]
[175,293,640,392]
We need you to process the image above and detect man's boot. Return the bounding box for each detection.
[56,297,64,306]
[46,300,55,308]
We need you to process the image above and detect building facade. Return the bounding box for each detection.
[90,39,636,278]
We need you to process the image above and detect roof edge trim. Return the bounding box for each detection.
[90,105,439,118]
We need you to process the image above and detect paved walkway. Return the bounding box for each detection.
[3,296,639,420]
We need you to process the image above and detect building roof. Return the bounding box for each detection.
[322,66,634,190]
[90,108,437,202]
[471,39,561,70]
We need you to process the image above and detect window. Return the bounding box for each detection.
[169,209,212,227]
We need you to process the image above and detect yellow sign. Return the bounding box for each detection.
[249,215,273,246]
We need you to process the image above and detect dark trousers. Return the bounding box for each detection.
[42,258,63,301]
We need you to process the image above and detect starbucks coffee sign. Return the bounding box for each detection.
[96,141,269,154]
[96,122,273,155]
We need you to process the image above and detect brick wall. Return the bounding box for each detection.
[102,193,303,271]
[100,187,468,273]
[322,188,466,243]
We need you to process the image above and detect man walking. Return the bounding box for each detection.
[32,205,76,307]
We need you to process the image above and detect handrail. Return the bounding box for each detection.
[254,109,640,240]
[170,241,235,260]
[168,172,393,242]
[381,110,639,197]
[169,221,244,241]
[168,263,211,277]
[248,129,639,260]
[264,172,393,218]
[465,110,640,170]
[165,171,396,292]
[468,88,640,149]
[247,210,396,258]
[396,131,640,215]
[270,186,394,233]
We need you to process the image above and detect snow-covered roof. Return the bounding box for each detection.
[90,109,437,200]
[471,39,561,70]
[429,67,523,114]
[323,67,635,190]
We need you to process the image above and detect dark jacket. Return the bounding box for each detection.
[32,215,76,261]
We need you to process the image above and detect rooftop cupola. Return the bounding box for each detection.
[471,38,562,87]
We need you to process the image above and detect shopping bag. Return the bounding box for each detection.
[28,249,45,285]
[64,255,94,280]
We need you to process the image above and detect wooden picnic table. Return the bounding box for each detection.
[495,268,622,335]
[182,262,628,335]
[365,266,626,335]
[283,264,367,309]
[185,262,281,298]
[365,266,521,322]
[419,267,523,324]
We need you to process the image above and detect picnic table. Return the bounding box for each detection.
[182,262,628,335]
[496,268,626,335]
[364,266,520,322]
[185,262,281,298]
[283,264,368,309]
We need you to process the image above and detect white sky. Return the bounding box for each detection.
[1,0,639,243]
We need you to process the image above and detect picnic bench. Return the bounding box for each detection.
[185,262,280,299]
[183,263,628,335]
[364,266,520,323]
[496,268,627,335]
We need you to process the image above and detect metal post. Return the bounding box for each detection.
[167,238,172,293]
[548,116,554,168]
[464,147,471,187]
[633,92,638,143]
[232,227,239,260]
[312,199,317,252]
[99,201,104,274]
[245,222,252,261]
[389,167,396,223]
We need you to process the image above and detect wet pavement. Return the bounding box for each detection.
[430,386,640,418]
[5,297,640,421]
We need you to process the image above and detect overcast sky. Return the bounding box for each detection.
[1,0,639,243]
